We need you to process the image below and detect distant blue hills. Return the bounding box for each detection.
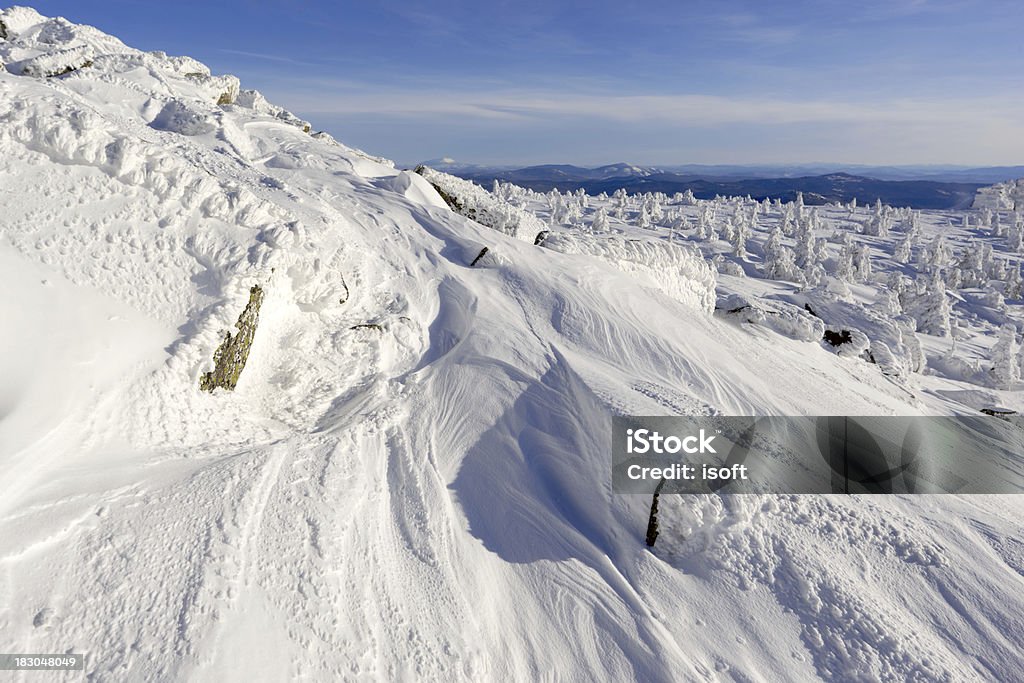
[414,159,1024,209]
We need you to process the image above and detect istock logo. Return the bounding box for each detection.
[626,428,717,455]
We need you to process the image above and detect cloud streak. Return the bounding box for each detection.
[275,81,1024,132]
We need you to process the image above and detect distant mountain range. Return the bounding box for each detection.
[415,159,1024,209]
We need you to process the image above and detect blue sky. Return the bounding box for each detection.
[27,0,1024,166]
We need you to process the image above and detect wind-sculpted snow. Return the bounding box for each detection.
[1,7,1022,683]
[655,493,1024,681]
[14,43,92,76]
[0,91,285,231]
[541,231,717,314]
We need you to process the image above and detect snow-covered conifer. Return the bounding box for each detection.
[835,233,857,281]
[636,204,652,229]
[762,227,801,281]
[920,235,951,273]
[733,217,749,258]
[913,271,952,337]
[894,233,913,263]
[854,243,873,281]
[1005,261,1023,299]
[990,324,1020,389]
[864,200,890,237]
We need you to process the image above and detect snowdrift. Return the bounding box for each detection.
[541,231,717,313]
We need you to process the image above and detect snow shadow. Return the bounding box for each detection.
[450,350,615,564]
[408,277,477,374]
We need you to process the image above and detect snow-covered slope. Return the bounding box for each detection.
[1,7,1022,682]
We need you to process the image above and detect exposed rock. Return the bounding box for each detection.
[413,165,542,240]
[823,327,871,359]
[415,166,464,212]
[824,329,853,347]
[981,407,1016,417]
[469,247,489,267]
[645,478,666,547]
[184,71,240,106]
[199,285,265,392]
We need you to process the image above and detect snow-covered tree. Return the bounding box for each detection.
[547,191,566,225]
[795,227,818,269]
[835,232,857,282]
[878,287,903,316]
[902,210,921,238]
[612,188,628,211]
[591,206,609,234]
[918,234,951,273]
[956,247,984,287]
[733,217,749,258]
[720,216,736,243]
[893,233,913,263]
[1007,218,1024,253]
[804,262,827,288]
[648,195,664,224]
[854,243,873,281]
[575,187,589,209]
[979,242,996,277]
[635,203,652,229]
[991,211,1005,238]
[946,267,962,289]
[780,203,797,236]
[762,226,801,282]
[696,206,715,240]
[1005,261,1023,299]
[897,318,925,373]
[564,199,583,225]
[990,324,1020,389]
[913,271,952,337]
[864,201,891,237]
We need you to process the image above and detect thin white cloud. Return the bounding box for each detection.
[279,83,1024,132]
[247,76,1024,164]
[217,48,322,68]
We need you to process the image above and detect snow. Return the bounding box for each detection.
[973,178,1024,211]
[1,6,1023,682]
[150,99,216,136]
[540,231,717,313]
[415,164,547,241]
